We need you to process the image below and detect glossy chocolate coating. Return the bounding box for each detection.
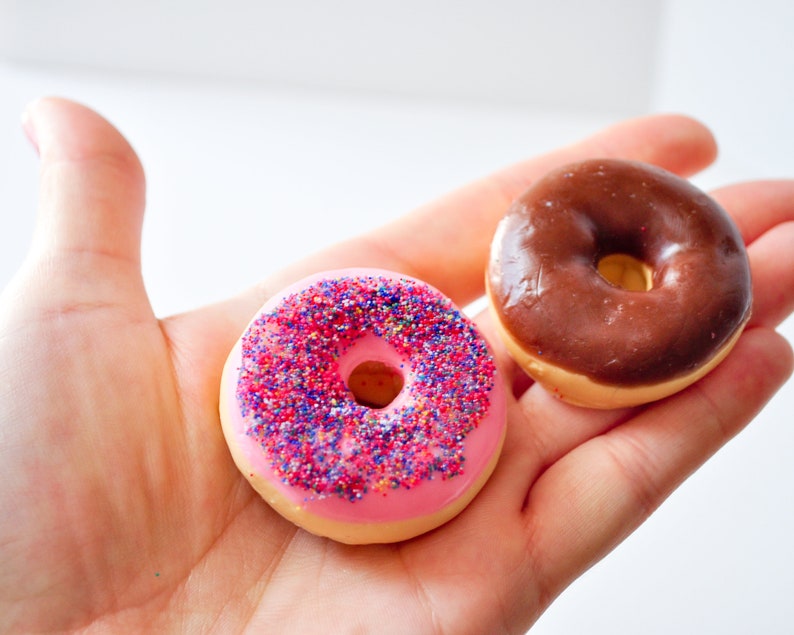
[487,159,752,385]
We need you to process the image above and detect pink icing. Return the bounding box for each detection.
[222,269,506,524]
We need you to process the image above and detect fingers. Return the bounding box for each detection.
[23,97,146,269]
[489,392,636,517]
[364,115,714,302]
[711,179,794,245]
[747,220,794,328]
[523,327,793,602]
[280,114,715,304]
[216,114,716,334]
[473,309,634,509]
[709,180,794,328]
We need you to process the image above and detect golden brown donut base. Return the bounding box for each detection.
[220,373,506,544]
[486,288,748,409]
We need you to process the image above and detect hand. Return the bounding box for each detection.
[1,98,792,634]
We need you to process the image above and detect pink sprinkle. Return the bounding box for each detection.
[235,273,497,503]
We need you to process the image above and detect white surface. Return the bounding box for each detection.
[0,1,793,633]
[0,0,661,115]
[654,0,794,182]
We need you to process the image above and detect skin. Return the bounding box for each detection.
[0,97,792,634]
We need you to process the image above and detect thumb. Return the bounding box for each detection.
[23,97,146,270]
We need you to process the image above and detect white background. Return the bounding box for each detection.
[1,1,792,632]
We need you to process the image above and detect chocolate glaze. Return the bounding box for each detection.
[487,159,752,385]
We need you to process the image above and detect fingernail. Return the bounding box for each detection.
[21,101,40,155]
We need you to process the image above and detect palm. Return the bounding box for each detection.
[2,99,792,634]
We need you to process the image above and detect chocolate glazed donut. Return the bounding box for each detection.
[487,159,752,409]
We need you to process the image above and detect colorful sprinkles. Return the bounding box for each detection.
[236,273,497,503]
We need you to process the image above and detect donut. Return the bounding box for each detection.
[220,269,506,544]
[486,158,752,409]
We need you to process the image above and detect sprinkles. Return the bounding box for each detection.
[236,273,497,503]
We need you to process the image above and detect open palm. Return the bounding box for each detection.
[1,98,792,634]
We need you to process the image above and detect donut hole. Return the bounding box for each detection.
[597,253,653,291]
[347,360,405,409]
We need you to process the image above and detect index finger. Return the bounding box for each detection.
[265,113,716,307]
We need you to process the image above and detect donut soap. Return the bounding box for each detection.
[487,159,752,409]
[220,269,506,544]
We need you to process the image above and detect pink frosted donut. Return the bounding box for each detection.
[220,269,506,544]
